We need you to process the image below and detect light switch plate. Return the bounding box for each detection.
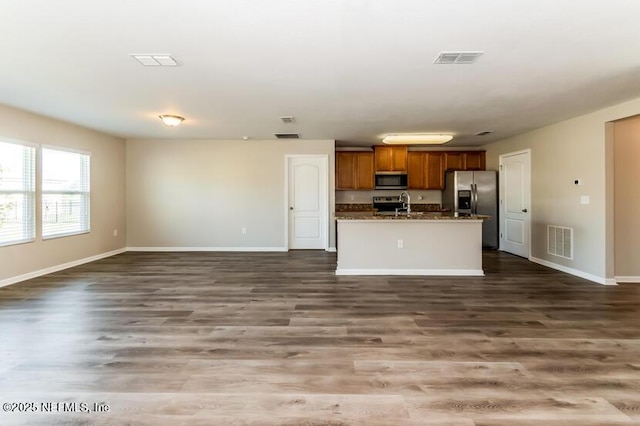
[580,195,590,205]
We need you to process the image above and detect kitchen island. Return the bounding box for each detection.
[335,213,490,276]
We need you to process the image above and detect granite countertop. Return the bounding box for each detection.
[335,212,490,221]
[335,203,376,212]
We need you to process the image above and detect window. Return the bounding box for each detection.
[0,141,36,246]
[42,148,90,238]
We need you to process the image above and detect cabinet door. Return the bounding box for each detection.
[425,152,444,189]
[335,152,356,190]
[391,146,408,171]
[355,152,374,189]
[444,152,464,171]
[374,146,393,171]
[407,152,426,189]
[375,146,408,171]
[464,151,486,170]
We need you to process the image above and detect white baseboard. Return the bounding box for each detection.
[126,246,288,252]
[615,276,640,283]
[0,248,127,289]
[529,256,616,286]
[336,268,484,276]
[326,247,337,252]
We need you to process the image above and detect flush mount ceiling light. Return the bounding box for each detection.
[382,134,453,145]
[159,115,185,126]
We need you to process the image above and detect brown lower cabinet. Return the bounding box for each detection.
[336,152,374,190]
[407,152,444,190]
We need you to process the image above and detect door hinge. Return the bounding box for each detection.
[499,164,503,171]
[500,233,503,239]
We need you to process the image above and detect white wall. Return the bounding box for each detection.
[126,138,335,249]
[483,96,640,282]
[0,104,127,285]
[613,115,640,280]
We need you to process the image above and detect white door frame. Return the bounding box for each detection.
[284,154,329,251]
[499,149,532,258]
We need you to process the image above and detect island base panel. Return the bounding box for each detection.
[336,220,483,275]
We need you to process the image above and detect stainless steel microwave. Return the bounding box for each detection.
[374,172,408,190]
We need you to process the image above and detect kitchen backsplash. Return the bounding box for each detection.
[336,203,443,212]
[335,189,442,205]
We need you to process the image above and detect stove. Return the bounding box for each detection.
[372,196,404,213]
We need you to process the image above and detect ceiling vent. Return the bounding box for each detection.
[434,51,484,64]
[475,131,493,136]
[131,54,179,66]
[280,116,295,123]
[274,133,300,139]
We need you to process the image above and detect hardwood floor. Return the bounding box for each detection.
[0,250,639,425]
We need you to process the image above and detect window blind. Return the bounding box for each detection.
[42,148,90,239]
[0,141,36,246]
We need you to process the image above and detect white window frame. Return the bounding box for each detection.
[0,139,37,247]
[41,145,91,240]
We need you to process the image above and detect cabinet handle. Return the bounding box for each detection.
[522,208,528,213]
[289,207,294,211]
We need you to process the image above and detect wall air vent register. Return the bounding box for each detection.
[548,225,573,260]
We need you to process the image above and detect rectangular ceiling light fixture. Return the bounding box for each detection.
[131,54,178,66]
[434,51,484,64]
[382,134,453,145]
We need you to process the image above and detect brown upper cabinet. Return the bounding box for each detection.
[444,151,486,171]
[407,152,444,190]
[335,151,374,190]
[425,152,445,189]
[336,148,485,191]
[463,151,486,170]
[444,152,464,171]
[374,146,408,172]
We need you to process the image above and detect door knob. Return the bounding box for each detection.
[522,208,528,213]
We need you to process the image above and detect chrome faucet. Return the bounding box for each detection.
[399,191,411,215]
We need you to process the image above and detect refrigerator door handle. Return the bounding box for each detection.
[475,184,479,214]
[472,184,478,214]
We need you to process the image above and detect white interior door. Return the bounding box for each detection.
[287,156,328,250]
[500,150,531,258]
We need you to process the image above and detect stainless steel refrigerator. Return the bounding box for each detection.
[442,170,498,249]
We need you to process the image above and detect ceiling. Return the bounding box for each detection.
[2,1,640,148]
